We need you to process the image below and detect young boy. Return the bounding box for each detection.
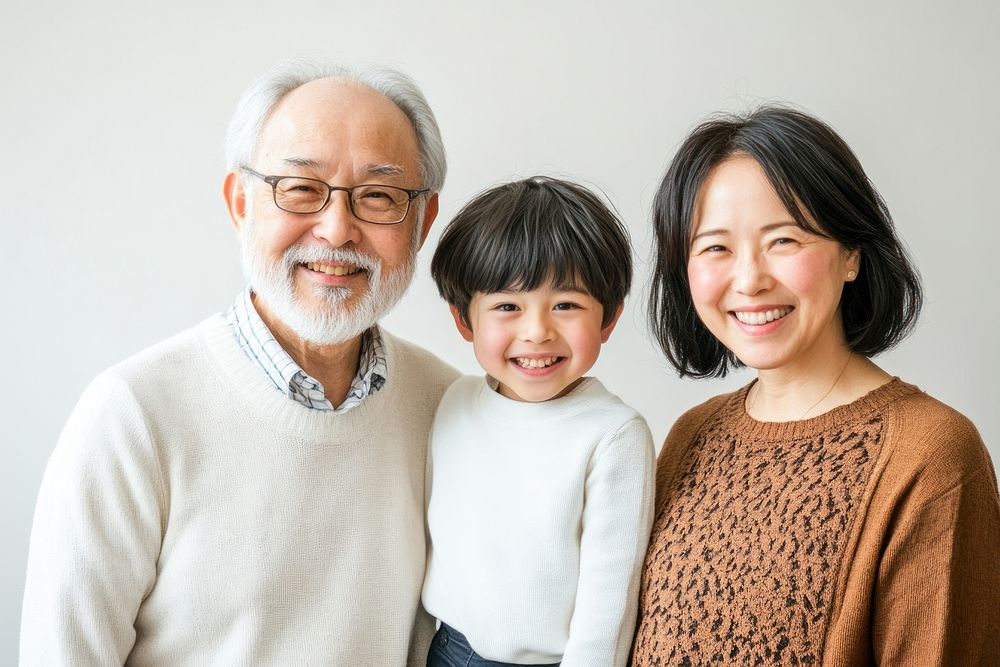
[422,177,655,666]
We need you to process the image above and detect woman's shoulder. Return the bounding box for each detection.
[879,379,995,491]
[671,387,745,435]
[657,387,746,462]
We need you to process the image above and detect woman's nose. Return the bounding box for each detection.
[732,253,771,296]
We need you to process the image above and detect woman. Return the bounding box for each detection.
[631,107,999,665]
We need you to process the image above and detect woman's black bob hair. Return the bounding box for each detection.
[649,105,922,378]
[432,176,632,329]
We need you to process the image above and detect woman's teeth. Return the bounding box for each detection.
[515,356,560,369]
[733,307,791,325]
[305,262,360,276]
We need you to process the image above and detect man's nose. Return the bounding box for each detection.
[311,192,363,247]
[732,252,771,295]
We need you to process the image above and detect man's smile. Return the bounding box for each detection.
[304,261,364,276]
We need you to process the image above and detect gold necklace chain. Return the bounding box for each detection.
[748,352,854,420]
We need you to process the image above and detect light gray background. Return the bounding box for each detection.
[3,0,998,661]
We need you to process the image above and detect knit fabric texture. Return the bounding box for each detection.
[422,375,655,665]
[632,379,1000,666]
[20,315,459,666]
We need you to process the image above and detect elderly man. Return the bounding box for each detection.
[20,60,458,665]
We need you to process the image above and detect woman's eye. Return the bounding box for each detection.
[696,244,726,254]
[773,237,798,248]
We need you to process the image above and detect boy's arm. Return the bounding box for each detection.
[20,372,164,665]
[561,416,656,667]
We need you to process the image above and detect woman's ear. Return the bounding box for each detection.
[846,248,861,281]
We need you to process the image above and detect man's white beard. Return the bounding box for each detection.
[240,213,417,345]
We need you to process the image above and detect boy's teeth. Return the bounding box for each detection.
[515,356,559,369]
[306,262,360,276]
[734,307,791,325]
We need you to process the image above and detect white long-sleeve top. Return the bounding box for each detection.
[422,375,656,666]
[20,315,458,666]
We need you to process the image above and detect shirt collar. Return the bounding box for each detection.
[224,286,386,412]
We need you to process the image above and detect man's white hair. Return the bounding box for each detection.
[225,58,447,192]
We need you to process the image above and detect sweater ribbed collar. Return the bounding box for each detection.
[475,375,615,423]
[723,377,918,441]
[197,314,398,441]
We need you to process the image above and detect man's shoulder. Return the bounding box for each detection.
[105,315,223,386]
[380,330,460,389]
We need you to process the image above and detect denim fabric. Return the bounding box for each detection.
[426,623,561,667]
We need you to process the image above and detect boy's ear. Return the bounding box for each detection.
[600,304,624,343]
[449,305,474,342]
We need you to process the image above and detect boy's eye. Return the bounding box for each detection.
[493,303,519,312]
[553,302,580,311]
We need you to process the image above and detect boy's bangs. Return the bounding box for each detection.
[473,216,600,297]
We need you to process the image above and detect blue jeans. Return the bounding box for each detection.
[426,623,561,667]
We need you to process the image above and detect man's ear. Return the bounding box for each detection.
[449,304,474,342]
[600,304,625,343]
[416,193,440,249]
[223,171,247,236]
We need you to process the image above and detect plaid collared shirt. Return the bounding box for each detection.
[223,287,387,412]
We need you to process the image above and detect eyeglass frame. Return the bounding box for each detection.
[240,166,430,225]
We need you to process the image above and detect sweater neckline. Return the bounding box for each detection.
[726,377,917,440]
[196,314,394,440]
[476,375,610,422]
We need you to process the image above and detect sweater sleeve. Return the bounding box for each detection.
[872,423,1000,666]
[20,371,166,666]
[561,416,656,667]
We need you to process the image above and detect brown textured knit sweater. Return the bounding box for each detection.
[631,378,1000,666]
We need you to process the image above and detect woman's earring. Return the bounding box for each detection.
[846,270,856,281]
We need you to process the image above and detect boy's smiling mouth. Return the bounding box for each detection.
[513,356,563,369]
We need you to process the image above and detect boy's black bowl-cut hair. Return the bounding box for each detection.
[432,176,632,329]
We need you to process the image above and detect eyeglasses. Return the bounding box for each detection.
[241,167,429,224]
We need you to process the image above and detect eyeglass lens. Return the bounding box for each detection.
[273,177,412,222]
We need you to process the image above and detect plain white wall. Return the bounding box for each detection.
[3,0,998,661]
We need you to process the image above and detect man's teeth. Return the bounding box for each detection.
[734,308,791,325]
[305,262,360,276]
[515,356,560,369]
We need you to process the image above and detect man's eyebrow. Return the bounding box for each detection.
[282,157,325,169]
[366,163,405,177]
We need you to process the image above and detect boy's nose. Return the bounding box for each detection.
[518,312,555,343]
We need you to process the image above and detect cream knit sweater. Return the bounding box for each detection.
[422,376,656,665]
[21,315,458,666]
